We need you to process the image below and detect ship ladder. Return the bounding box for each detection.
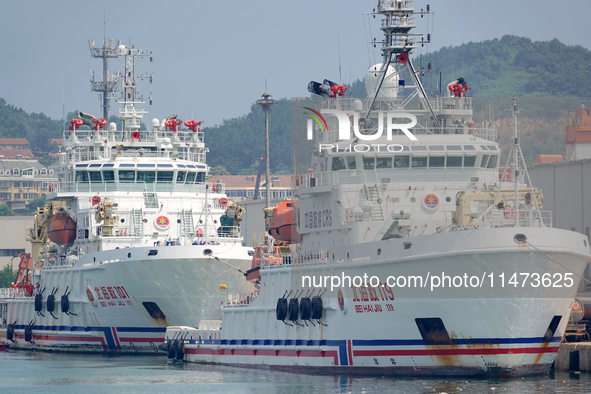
[180,209,195,237]
[143,192,159,209]
[131,209,144,236]
[364,184,384,221]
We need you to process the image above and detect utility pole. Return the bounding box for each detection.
[256,91,276,210]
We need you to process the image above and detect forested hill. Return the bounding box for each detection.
[0,98,63,166]
[2,35,591,173]
[418,35,591,97]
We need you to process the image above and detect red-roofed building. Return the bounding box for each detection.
[0,138,30,150]
[0,149,35,159]
[211,175,292,200]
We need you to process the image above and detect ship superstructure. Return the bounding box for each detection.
[0,42,254,352]
[170,1,591,376]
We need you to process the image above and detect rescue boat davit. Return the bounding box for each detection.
[47,211,77,247]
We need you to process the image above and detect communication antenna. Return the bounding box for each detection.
[89,32,120,121]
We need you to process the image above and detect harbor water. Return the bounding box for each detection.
[1,350,590,394]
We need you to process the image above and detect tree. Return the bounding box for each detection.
[210,166,230,175]
[0,265,16,288]
[28,196,46,212]
[0,204,15,216]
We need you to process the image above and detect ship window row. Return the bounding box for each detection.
[331,154,498,171]
[75,170,206,184]
[75,163,206,170]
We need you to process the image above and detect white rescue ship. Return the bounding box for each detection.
[165,0,591,376]
[0,40,253,352]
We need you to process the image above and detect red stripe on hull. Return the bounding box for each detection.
[186,348,339,366]
[353,346,559,357]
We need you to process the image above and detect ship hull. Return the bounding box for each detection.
[0,244,253,353]
[176,227,591,376]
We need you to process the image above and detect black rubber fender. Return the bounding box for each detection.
[276,298,287,321]
[311,296,323,319]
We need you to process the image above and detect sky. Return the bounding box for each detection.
[1,0,589,127]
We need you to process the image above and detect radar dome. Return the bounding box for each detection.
[364,64,398,98]
[109,122,117,131]
[152,118,160,128]
[117,44,126,56]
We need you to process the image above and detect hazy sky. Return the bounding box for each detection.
[1,0,589,127]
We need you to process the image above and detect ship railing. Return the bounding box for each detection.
[381,16,416,28]
[61,148,206,165]
[483,209,552,228]
[63,129,205,144]
[378,0,414,11]
[295,169,483,190]
[0,288,17,299]
[223,291,260,307]
[260,252,293,269]
[315,96,473,113]
[260,250,332,268]
[49,181,225,195]
[44,256,76,269]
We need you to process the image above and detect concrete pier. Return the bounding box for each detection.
[555,343,591,372]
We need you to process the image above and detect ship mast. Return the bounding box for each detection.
[369,1,439,128]
[89,37,120,121]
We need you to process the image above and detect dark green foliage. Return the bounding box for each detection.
[204,99,293,175]
[0,265,17,288]
[0,204,15,216]
[0,98,64,158]
[417,35,591,98]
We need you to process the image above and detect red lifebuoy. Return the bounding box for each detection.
[219,197,228,207]
[132,131,140,140]
[196,228,204,236]
[398,53,409,64]
[91,195,101,206]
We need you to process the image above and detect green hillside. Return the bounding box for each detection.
[419,35,591,98]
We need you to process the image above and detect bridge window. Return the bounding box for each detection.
[376,157,392,169]
[464,155,476,167]
[119,170,135,182]
[394,156,409,168]
[103,171,115,182]
[89,171,102,183]
[429,156,445,168]
[480,154,490,168]
[75,171,89,182]
[411,157,427,168]
[137,171,155,183]
[176,171,187,183]
[487,155,498,169]
[363,157,375,170]
[157,171,174,182]
[346,156,357,169]
[186,172,196,183]
[447,156,462,168]
[197,172,205,183]
[332,156,346,171]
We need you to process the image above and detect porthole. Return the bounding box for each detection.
[177,219,181,223]
[445,197,451,202]
[127,253,132,258]
[147,250,158,256]
[203,249,213,256]
[403,242,412,250]
[410,197,416,203]
[377,248,381,256]
[121,218,125,223]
